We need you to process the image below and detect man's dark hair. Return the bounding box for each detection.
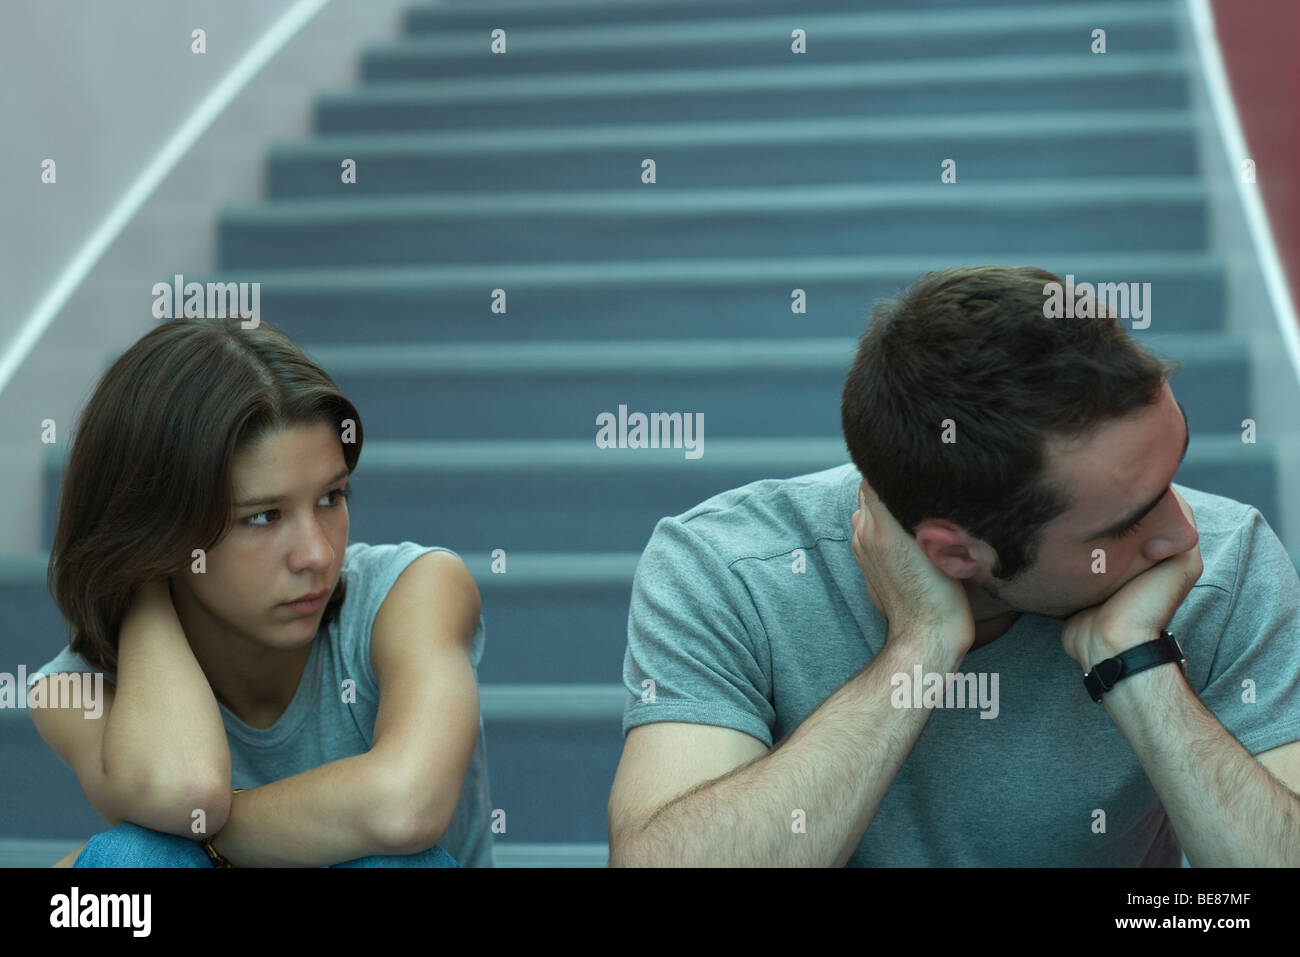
[840,265,1181,580]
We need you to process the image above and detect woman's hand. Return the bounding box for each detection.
[122,577,177,629]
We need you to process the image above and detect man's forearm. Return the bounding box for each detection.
[1101,659,1300,867]
[625,633,963,866]
[205,751,414,867]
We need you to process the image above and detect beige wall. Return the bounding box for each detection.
[0,0,416,550]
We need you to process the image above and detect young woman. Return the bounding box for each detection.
[28,316,493,867]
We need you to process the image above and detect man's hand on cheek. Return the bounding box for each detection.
[851,478,976,655]
[1062,487,1202,670]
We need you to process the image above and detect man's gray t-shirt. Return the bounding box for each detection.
[33,541,495,867]
[621,463,1300,866]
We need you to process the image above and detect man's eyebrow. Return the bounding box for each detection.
[1084,401,1190,542]
[235,468,350,509]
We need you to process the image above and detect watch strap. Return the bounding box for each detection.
[1083,630,1185,703]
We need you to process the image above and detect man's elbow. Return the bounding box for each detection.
[609,839,637,868]
[609,819,651,868]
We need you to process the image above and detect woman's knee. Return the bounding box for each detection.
[331,843,460,868]
[74,821,211,868]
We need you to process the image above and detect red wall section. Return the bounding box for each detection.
[1209,0,1300,315]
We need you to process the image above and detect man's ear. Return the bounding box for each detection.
[914,521,985,580]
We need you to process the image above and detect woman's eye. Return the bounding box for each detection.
[242,488,349,528]
[1114,521,1143,539]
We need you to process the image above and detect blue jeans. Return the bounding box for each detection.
[73,821,459,868]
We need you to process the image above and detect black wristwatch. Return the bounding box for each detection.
[1083,630,1186,703]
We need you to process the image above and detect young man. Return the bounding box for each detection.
[608,265,1300,867]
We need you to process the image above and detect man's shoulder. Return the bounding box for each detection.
[1171,482,1267,586]
[659,462,859,564]
[1171,481,1253,524]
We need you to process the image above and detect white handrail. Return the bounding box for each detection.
[1186,0,1300,387]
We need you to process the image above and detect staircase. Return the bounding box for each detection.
[4,0,1298,867]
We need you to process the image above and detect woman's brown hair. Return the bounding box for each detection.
[840,265,1182,580]
[48,317,364,674]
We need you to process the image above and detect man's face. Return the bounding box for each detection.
[921,381,1198,622]
[169,421,349,652]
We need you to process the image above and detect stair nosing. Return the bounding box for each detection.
[204,251,1224,289]
[299,333,1250,376]
[41,437,1273,473]
[317,53,1190,105]
[272,110,1196,158]
[366,3,1176,57]
[222,179,1208,222]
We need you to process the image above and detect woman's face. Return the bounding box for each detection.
[172,421,350,652]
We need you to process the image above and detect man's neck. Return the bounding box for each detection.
[969,610,1022,650]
